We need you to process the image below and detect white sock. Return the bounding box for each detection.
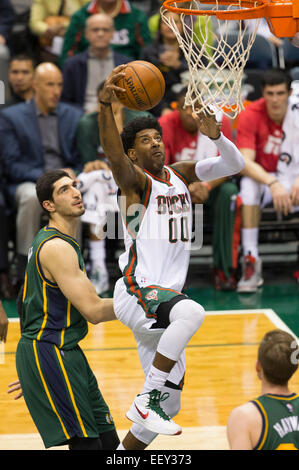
[117,442,126,450]
[242,228,259,258]
[141,365,169,394]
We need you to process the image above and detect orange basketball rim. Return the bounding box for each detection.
[163,0,299,37]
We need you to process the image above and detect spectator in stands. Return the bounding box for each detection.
[59,0,152,66]
[0,62,83,289]
[61,13,131,113]
[29,0,89,62]
[76,81,152,294]
[0,0,16,102]
[236,68,299,293]
[140,10,188,117]
[2,54,35,108]
[159,87,241,290]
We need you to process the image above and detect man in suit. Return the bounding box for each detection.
[61,13,131,112]
[0,62,83,288]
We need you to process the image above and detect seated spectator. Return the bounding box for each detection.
[59,0,152,66]
[1,54,35,108]
[76,81,152,294]
[0,0,16,102]
[61,13,131,113]
[0,62,83,289]
[29,0,90,63]
[159,87,241,290]
[236,68,299,293]
[140,10,188,117]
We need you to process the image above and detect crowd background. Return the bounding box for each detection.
[0,0,298,302]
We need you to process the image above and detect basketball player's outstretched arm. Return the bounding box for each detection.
[39,238,117,324]
[173,111,245,184]
[98,65,146,196]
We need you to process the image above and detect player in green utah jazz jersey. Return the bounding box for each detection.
[15,170,119,450]
[227,329,299,450]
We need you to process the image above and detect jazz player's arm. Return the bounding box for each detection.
[227,401,263,450]
[172,111,245,184]
[98,65,146,202]
[39,238,116,324]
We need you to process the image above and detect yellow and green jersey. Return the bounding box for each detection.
[21,226,88,350]
[252,393,299,450]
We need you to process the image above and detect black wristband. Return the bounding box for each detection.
[99,100,112,106]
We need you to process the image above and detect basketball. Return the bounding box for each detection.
[114,60,165,111]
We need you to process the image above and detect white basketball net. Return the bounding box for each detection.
[161,1,260,118]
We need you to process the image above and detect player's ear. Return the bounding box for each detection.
[127,148,137,163]
[256,360,262,379]
[42,200,55,213]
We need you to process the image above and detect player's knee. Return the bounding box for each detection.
[240,177,261,206]
[170,299,205,332]
[186,302,205,333]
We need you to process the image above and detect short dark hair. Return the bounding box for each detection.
[120,116,162,154]
[261,68,292,91]
[36,170,70,213]
[258,329,298,386]
[9,54,35,67]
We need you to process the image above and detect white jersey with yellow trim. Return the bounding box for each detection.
[118,166,193,292]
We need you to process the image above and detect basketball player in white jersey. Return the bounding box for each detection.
[98,64,245,450]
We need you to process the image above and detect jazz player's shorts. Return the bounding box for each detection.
[113,277,188,390]
[16,337,115,448]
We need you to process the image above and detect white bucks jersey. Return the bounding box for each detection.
[119,166,192,292]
